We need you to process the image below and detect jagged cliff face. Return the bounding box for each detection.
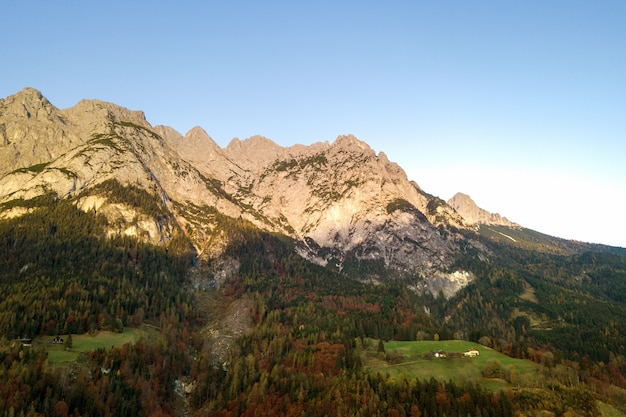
[219,135,469,276]
[448,192,519,228]
[0,88,480,294]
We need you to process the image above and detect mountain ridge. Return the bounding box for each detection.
[4,88,626,417]
[0,87,617,297]
[448,192,519,228]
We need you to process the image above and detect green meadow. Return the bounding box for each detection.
[44,328,147,363]
[363,339,539,390]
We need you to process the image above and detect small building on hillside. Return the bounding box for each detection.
[464,348,479,357]
[19,338,33,347]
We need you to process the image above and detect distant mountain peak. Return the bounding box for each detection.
[226,135,281,154]
[1,87,58,121]
[448,192,518,227]
[224,136,286,172]
[183,126,219,149]
[12,87,45,102]
[332,134,374,155]
[66,98,149,128]
[10,87,46,103]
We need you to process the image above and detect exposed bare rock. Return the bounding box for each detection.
[224,133,472,280]
[225,135,284,172]
[224,135,330,174]
[204,297,254,367]
[0,87,59,121]
[0,89,248,253]
[164,126,244,185]
[62,97,151,132]
[412,270,475,299]
[448,192,518,227]
[0,88,487,296]
[153,124,183,143]
[0,88,83,176]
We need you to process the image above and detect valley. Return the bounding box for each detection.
[1,88,626,416]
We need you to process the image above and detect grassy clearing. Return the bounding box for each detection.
[363,339,539,390]
[45,328,147,363]
[597,401,626,417]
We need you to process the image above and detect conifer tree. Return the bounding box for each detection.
[64,334,72,350]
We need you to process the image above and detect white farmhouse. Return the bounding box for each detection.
[464,348,479,357]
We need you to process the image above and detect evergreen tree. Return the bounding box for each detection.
[64,334,72,350]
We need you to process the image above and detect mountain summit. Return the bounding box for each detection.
[0,88,489,295]
[448,192,519,228]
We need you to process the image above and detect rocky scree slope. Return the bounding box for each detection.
[0,88,482,295]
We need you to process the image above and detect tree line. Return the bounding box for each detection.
[2,184,626,415]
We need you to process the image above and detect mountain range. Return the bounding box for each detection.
[0,88,491,294]
[3,88,626,416]
[2,88,622,295]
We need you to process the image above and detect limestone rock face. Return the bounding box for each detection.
[208,134,474,287]
[448,192,518,227]
[0,88,489,295]
[0,88,245,248]
[163,126,239,183]
[0,88,82,176]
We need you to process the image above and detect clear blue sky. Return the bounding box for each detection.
[2,1,625,247]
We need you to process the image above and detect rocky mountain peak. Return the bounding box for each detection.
[448,192,518,227]
[153,125,183,143]
[224,135,285,172]
[331,134,375,156]
[63,99,150,131]
[0,89,77,175]
[181,126,221,153]
[162,126,237,181]
[227,135,280,153]
[0,87,486,297]
[0,87,60,122]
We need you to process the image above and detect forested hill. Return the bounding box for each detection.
[2,88,626,416]
[1,186,626,416]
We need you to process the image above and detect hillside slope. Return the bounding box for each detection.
[1,88,480,294]
[2,88,626,416]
